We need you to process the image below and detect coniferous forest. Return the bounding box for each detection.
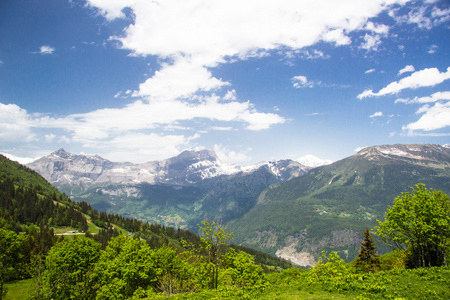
[1,154,449,299]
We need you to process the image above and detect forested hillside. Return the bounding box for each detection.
[228,144,450,265]
[0,154,292,299]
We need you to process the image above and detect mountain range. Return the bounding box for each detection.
[27,144,450,266]
[27,148,315,228]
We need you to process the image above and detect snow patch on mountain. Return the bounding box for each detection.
[296,155,332,168]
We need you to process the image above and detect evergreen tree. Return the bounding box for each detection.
[354,228,380,272]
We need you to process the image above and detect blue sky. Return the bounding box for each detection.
[1,0,449,165]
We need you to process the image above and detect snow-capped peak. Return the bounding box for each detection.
[296,155,332,168]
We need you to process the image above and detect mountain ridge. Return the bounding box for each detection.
[27,148,312,187]
[25,143,450,266]
[27,148,311,230]
[227,143,450,265]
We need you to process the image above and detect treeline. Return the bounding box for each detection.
[0,177,88,232]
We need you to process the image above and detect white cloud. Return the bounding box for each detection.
[0,103,36,142]
[134,57,230,100]
[95,132,197,163]
[87,0,413,105]
[357,89,376,100]
[223,90,237,101]
[322,28,351,46]
[358,66,450,99]
[390,3,450,30]
[428,44,438,54]
[39,45,55,55]
[214,144,250,164]
[360,34,382,51]
[1,153,36,165]
[291,75,315,88]
[365,22,390,35]
[44,134,56,143]
[210,126,234,131]
[300,49,328,60]
[87,0,134,21]
[403,101,450,133]
[395,91,450,104]
[369,111,383,118]
[365,68,376,74]
[398,65,415,75]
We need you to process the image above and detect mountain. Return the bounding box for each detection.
[27,144,450,266]
[226,144,450,266]
[0,154,293,271]
[27,148,310,229]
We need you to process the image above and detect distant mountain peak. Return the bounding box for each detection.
[175,149,218,162]
[52,148,72,159]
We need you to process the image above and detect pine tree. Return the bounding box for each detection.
[354,228,380,272]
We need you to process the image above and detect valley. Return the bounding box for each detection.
[27,143,450,266]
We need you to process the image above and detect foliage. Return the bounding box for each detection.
[221,249,266,288]
[0,229,28,299]
[375,184,450,268]
[152,246,197,295]
[353,228,380,272]
[259,252,450,300]
[94,236,158,299]
[198,220,234,289]
[378,249,408,270]
[313,251,349,282]
[41,237,101,300]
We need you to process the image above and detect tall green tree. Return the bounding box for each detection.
[375,184,450,268]
[354,228,380,272]
[42,237,101,300]
[94,235,158,299]
[0,229,26,299]
[198,220,233,289]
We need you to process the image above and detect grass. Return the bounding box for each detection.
[4,279,35,300]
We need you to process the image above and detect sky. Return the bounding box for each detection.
[0,0,449,165]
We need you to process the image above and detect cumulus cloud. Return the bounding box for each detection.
[39,45,55,55]
[360,34,382,51]
[9,0,440,161]
[134,58,230,100]
[291,76,315,88]
[395,91,450,104]
[95,132,198,163]
[403,101,450,134]
[0,103,36,142]
[87,0,413,103]
[214,144,250,164]
[369,111,383,118]
[398,65,415,75]
[358,66,450,99]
